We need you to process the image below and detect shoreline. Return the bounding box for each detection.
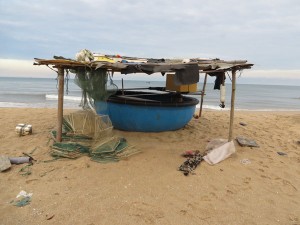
[0,108,299,225]
[1,105,300,112]
[1,77,300,112]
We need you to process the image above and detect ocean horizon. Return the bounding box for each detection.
[0,76,299,111]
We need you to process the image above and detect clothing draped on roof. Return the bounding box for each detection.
[120,63,200,85]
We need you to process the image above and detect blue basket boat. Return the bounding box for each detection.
[95,91,199,132]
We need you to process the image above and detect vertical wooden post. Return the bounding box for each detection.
[198,73,208,117]
[57,67,64,142]
[228,70,236,141]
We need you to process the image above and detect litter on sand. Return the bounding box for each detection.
[178,139,236,175]
[205,138,228,153]
[240,158,251,165]
[1,155,34,174]
[236,136,259,147]
[12,190,33,207]
[9,156,32,164]
[277,151,287,156]
[203,140,236,165]
[18,163,33,176]
[0,156,11,172]
[15,124,32,136]
[178,150,203,176]
[239,122,247,126]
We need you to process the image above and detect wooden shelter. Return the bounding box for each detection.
[34,56,253,142]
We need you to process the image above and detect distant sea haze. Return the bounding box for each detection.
[0,77,299,111]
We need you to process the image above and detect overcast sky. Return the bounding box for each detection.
[0,0,299,85]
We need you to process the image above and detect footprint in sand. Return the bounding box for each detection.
[25,179,39,184]
[273,177,298,192]
[260,174,271,179]
[226,189,234,194]
[258,160,270,168]
[129,202,165,222]
[289,215,299,223]
[243,177,251,184]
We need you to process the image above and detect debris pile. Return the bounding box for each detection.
[178,139,237,176]
[11,190,33,207]
[179,150,203,176]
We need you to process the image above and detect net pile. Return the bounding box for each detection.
[50,110,140,162]
[51,142,90,159]
[90,137,129,163]
[62,110,113,140]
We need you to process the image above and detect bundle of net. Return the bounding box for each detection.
[50,110,113,159]
[73,68,118,112]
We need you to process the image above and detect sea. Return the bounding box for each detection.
[0,77,299,111]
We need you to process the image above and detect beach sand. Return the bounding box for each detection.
[0,108,299,225]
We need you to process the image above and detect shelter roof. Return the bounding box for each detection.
[34,56,253,75]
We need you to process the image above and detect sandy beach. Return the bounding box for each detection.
[0,108,299,225]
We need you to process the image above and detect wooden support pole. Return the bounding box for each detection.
[228,70,236,141]
[198,73,208,118]
[57,67,64,142]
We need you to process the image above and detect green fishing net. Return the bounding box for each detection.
[72,68,117,111]
[90,137,129,163]
[50,111,140,163]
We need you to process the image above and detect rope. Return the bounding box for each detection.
[46,64,58,73]
[108,70,118,91]
[56,73,59,90]
[226,71,232,82]
[65,69,70,95]
[238,69,243,78]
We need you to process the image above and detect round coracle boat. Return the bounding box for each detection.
[95,91,199,132]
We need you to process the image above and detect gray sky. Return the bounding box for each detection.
[0,0,299,85]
